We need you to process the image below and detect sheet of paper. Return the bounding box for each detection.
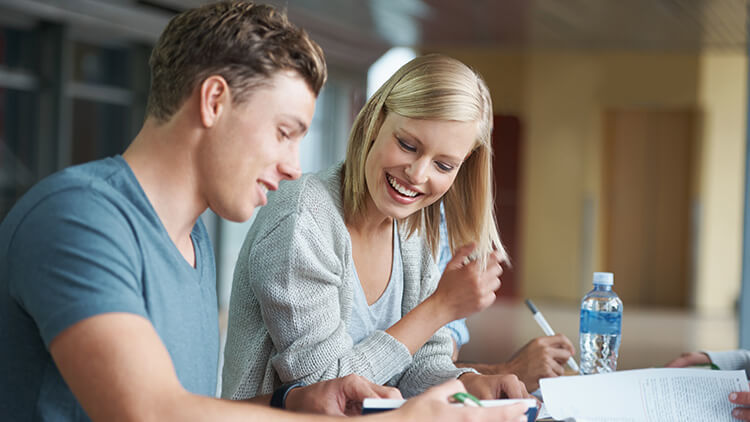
[539,368,748,422]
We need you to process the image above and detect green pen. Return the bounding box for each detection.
[688,362,721,370]
[451,392,483,407]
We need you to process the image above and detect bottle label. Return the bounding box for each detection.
[580,309,621,335]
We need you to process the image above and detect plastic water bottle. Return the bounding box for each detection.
[579,272,623,374]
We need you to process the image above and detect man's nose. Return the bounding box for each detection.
[278,144,302,180]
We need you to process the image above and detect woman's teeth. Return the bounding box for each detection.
[387,174,418,197]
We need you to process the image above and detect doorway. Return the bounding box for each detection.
[493,114,522,298]
[603,109,695,308]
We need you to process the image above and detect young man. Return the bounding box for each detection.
[0,2,528,421]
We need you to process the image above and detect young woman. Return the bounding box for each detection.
[222,54,528,401]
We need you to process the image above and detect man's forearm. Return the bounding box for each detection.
[244,393,272,406]
[169,392,339,421]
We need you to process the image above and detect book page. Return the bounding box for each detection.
[540,368,748,422]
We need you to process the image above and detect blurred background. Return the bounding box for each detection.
[0,0,747,372]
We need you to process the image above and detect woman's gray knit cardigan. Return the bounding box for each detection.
[221,164,474,400]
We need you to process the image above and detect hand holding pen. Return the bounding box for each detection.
[524,299,581,374]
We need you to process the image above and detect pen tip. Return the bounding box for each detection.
[524,299,538,313]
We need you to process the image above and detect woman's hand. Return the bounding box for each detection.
[385,244,504,355]
[458,372,531,400]
[430,243,504,322]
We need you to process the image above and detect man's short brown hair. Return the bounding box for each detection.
[146,1,327,122]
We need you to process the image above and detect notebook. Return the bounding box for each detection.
[361,397,539,421]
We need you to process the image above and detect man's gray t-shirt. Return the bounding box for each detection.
[0,156,219,421]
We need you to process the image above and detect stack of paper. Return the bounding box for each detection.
[539,368,749,422]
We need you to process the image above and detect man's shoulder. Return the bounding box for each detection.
[0,158,142,254]
[9,157,132,213]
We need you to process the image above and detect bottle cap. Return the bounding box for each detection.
[593,272,614,286]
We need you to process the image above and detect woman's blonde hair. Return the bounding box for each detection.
[342,54,507,268]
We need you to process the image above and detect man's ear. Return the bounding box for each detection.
[199,75,230,128]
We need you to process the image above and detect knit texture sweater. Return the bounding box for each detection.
[705,349,750,376]
[221,163,472,399]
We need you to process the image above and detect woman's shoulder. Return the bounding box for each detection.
[239,164,351,279]
[285,164,341,210]
[251,164,346,234]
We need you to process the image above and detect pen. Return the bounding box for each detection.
[451,392,482,407]
[524,299,581,374]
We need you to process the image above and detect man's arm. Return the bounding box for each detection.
[49,313,332,422]
[50,313,525,422]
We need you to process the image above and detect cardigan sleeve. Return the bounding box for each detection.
[392,235,476,397]
[395,326,477,397]
[248,210,412,386]
[705,349,750,377]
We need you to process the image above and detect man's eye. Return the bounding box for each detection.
[398,138,416,152]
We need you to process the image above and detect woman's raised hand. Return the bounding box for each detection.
[431,243,504,322]
[386,243,504,355]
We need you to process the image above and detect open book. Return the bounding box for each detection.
[539,368,749,422]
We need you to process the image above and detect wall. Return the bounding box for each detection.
[694,53,747,315]
[521,52,607,302]
[425,48,526,115]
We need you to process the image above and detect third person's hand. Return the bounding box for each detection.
[665,351,711,368]
[501,334,576,391]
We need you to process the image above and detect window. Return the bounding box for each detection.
[0,25,37,219]
[0,87,37,219]
[71,99,131,164]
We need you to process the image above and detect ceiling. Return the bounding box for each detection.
[265,0,749,51]
[1,0,747,69]
[155,0,750,67]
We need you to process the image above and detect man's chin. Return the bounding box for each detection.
[217,205,257,223]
